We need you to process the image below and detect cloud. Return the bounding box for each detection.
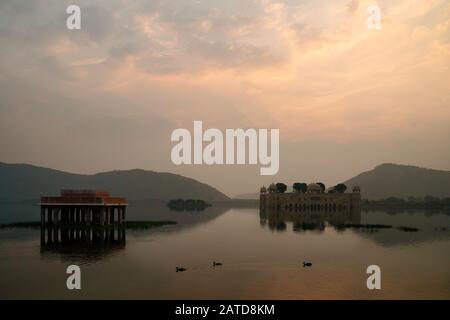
[70,57,106,67]
[347,0,359,14]
[0,0,449,195]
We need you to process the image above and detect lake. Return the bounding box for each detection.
[0,202,449,299]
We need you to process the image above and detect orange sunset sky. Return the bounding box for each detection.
[0,0,449,196]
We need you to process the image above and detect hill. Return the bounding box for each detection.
[0,162,229,201]
[344,163,450,200]
[233,193,259,200]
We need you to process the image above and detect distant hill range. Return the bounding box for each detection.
[234,163,450,200]
[1,162,449,202]
[344,163,450,200]
[0,162,229,201]
[233,193,260,200]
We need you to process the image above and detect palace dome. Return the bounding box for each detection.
[268,183,277,193]
[307,183,321,194]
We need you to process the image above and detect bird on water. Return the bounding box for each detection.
[303,262,312,267]
[176,267,187,272]
[213,261,223,267]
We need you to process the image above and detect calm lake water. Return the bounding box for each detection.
[0,202,449,299]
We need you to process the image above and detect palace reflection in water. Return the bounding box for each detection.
[1,201,450,299]
[260,206,361,233]
[41,225,126,247]
[40,190,127,261]
[40,225,126,263]
[259,182,362,232]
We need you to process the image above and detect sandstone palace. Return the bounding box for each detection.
[260,182,361,213]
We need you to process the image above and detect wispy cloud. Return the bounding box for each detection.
[0,0,449,194]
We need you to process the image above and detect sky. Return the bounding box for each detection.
[0,0,449,197]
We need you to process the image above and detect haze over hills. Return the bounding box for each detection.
[0,162,229,201]
[233,193,260,200]
[344,163,450,200]
[234,163,450,200]
[1,162,449,202]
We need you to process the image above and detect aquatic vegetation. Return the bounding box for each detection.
[344,223,392,229]
[397,226,419,232]
[125,221,176,229]
[0,221,176,230]
[344,223,420,232]
[0,222,41,229]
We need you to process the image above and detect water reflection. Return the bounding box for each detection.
[260,207,361,233]
[41,225,126,246]
[364,206,450,216]
[259,205,450,247]
[1,204,450,299]
[40,225,125,263]
[36,203,232,263]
